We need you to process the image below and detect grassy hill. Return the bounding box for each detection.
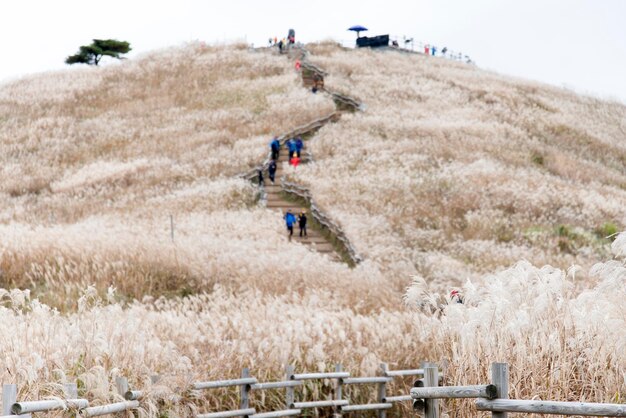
[299,42,626,287]
[0,41,624,416]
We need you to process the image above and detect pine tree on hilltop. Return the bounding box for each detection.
[65,39,131,66]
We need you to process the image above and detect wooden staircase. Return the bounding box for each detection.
[262,146,339,259]
[248,47,362,264]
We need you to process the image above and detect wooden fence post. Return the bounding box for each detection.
[240,368,250,410]
[285,365,295,410]
[377,363,388,418]
[64,382,78,399]
[424,365,440,418]
[3,384,17,415]
[333,364,343,418]
[491,363,509,418]
[115,377,129,398]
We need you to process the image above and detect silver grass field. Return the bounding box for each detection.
[0,42,624,416]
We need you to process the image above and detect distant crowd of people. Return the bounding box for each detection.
[258,136,304,186]
[269,28,296,54]
[389,37,473,64]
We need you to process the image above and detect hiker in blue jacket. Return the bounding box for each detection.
[284,210,296,240]
[285,138,293,155]
[268,160,277,184]
[270,137,280,160]
[295,137,303,157]
[287,138,298,159]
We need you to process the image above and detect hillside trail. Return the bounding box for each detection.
[250,46,362,264]
[263,137,338,259]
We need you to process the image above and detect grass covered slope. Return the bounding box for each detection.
[0,42,624,416]
[298,42,626,286]
[0,43,343,306]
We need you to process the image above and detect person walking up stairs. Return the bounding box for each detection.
[261,134,339,259]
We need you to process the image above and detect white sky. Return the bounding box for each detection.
[1,0,625,103]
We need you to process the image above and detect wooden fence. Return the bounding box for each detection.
[1,363,427,417]
[5,362,624,416]
[410,362,626,417]
[1,380,138,417]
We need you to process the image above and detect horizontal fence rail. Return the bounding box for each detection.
[290,400,348,409]
[197,408,256,418]
[382,395,413,403]
[124,390,142,400]
[12,399,89,414]
[80,401,139,417]
[341,377,392,385]
[250,381,302,390]
[340,403,392,412]
[290,372,349,380]
[476,399,626,417]
[385,368,425,377]
[194,378,258,390]
[411,385,497,400]
[250,409,301,417]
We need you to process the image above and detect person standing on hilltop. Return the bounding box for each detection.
[270,136,280,160]
[284,210,296,240]
[298,210,308,237]
[268,160,277,184]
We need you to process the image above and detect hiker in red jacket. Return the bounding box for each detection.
[289,152,301,167]
[450,290,463,304]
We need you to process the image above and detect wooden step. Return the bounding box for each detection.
[266,202,305,210]
[294,236,327,244]
[266,195,290,202]
[302,243,335,252]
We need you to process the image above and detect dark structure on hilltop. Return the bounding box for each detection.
[356,34,390,48]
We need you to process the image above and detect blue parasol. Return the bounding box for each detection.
[348,25,368,37]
